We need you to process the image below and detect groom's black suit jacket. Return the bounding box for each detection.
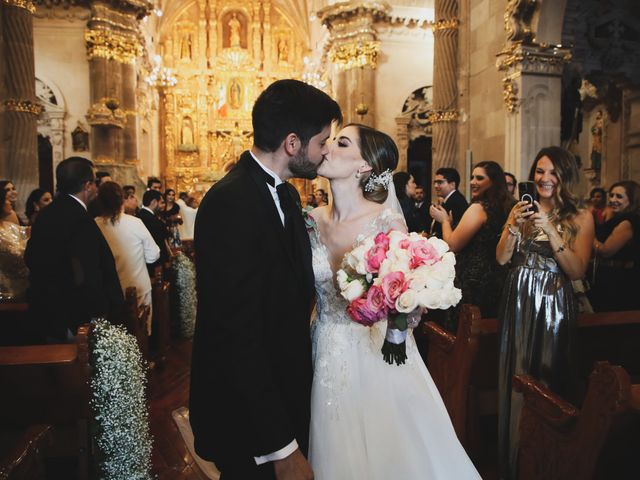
[189,152,315,472]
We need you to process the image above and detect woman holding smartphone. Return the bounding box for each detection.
[495,146,594,480]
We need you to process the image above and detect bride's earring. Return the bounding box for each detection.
[355,170,361,179]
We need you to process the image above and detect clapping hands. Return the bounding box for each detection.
[429,204,453,224]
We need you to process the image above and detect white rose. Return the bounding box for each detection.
[438,287,462,309]
[427,236,450,257]
[345,241,371,275]
[396,289,419,313]
[336,269,349,290]
[408,265,431,291]
[418,288,442,309]
[441,251,456,266]
[432,260,456,282]
[341,279,366,302]
[388,230,407,250]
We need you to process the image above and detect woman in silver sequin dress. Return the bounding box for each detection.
[495,147,594,480]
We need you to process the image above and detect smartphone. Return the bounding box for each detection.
[518,181,538,213]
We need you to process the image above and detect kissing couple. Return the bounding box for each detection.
[189,80,480,480]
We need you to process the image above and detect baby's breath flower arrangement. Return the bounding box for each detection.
[172,252,197,338]
[90,320,154,479]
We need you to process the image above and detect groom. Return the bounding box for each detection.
[190,79,342,480]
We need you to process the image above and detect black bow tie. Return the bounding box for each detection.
[257,165,277,187]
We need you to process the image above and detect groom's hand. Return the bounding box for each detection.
[273,448,314,480]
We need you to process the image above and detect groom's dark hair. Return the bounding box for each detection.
[252,79,342,152]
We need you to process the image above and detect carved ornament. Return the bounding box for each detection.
[86,98,127,128]
[504,0,538,44]
[496,43,572,76]
[432,18,460,32]
[3,0,36,13]
[329,40,381,70]
[85,27,142,64]
[4,99,43,115]
[502,78,519,113]
[428,110,459,124]
[318,1,390,26]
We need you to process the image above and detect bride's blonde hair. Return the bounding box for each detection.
[347,123,399,204]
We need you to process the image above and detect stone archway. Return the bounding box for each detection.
[396,86,433,178]
[35,75,66,188]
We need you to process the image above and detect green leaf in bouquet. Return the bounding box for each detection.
[394,313,408,331]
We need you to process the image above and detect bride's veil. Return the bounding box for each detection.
[382,177,407,229]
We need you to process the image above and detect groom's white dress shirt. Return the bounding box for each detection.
[249,150,299,465]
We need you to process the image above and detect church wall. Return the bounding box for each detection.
[375,34,434,142]
[34,17,91,162]
[462,0,507,170]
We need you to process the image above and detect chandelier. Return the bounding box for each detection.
[145,55,177,88]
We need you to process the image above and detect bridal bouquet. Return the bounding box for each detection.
[337,230,461,365]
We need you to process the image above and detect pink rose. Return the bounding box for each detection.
[398,238,411,250]
[347,297,378,326]
[381,271,408,309]
[364,285,388,321]
[365,244,388,273]
[409,240,439,269]
[374,231,390,249]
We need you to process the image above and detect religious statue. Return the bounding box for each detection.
[590,110,603,170]
[219,122,252,159]
[278,38,289,63]
[71,122,89,151]
[228,13,241,48]
[180,33,193,60]
[228,78,242,110]
[179,116,196,152]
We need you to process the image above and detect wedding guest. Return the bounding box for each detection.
[314,188,328,207]
[430,161,514,319]
[0,187,30,302]
[123,184,136,197]
[504,172,517,197]
[95,182,160,334]
[588,187,607,225]
[138,189,172,270]
[178,196,198,240]
[588,180,640,312]
[495,146,594,480]
[147,177,162,192]
[162,189,183,247]
[393,171,423,233]
[0,180,27,225]
[413,185,431,233]
[303,193,317,212]
[124,190,139,215]
[25,157,124,342]
[25,188,53,226]
[431,168,468,238]
[88,171,112,218]
[0,181,20,225]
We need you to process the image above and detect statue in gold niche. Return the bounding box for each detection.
[278,38,288,63]
[180,33,192,60]
[228,13,241,48]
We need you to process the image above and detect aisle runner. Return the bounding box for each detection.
[172,407,220,479]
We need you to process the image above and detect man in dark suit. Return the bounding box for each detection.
[430,167,468,238]
[25,157,123,342]
[413,185,431,233]
[189,79,341,480]
[138,189,171,270]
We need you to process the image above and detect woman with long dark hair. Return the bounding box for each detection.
[95,182,160,333]
[430,160,514,319]
[25,188,53,226]
[162,188,182,247]
[588,180,640,311]
[495,146,594,480]
[0,187,30,301]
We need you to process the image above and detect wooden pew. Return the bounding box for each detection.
[124,287,150,362]
[514,361,640,480]
[0,325,92,479]
[0,302,29,345]
[151,265,171,366]
[0,425,52,479]
[423,308,640,457]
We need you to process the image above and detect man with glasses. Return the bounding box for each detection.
[430,167,468,238]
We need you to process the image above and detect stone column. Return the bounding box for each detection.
[496,1,571,180]
[431,0,460,171]
[122,62,138,164]
[2,0,40,209]
[497,45,571,180]
[318,2,387,128]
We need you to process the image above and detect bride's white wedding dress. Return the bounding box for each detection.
[308,209,481,479]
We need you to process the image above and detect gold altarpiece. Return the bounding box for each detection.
[159,0,306,193]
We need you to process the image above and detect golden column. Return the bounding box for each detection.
[1,0,41,209]
[319,2,388,127]
[431,0,460,170]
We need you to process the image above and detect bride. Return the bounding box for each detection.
[307,123,480,479]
